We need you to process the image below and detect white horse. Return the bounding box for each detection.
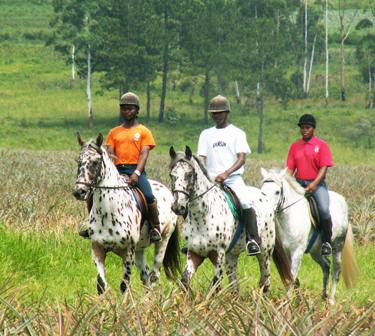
[73,134,181,294]
[260,168,358,304]
[169,146,292,293]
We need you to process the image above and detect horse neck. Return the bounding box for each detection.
[192,160,214,196]
[282,178,303,203]
[278,178,311,235]
[98,150,125,186]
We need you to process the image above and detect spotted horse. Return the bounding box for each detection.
[73,133,181,294]
[260,168,358,304]
[169,146,292,293]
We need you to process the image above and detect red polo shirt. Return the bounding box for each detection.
[286,136,334,180]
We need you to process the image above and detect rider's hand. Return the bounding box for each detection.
[129,173,139,186]
[305,182,317,193]
[215,171,229,183]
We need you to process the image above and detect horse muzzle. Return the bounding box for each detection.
[171,201,188,216]
[72,184,89,201]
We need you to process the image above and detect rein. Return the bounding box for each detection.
[171,157,218,202]
[262,179,305,213]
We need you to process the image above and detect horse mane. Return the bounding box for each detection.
[169,151,213,183]
[192,155,213,182]
[284,173,305,195]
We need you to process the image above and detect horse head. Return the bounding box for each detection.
[260,167,288,212]
[73,132,104,200]
[169,146,195,216]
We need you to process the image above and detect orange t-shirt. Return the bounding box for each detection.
[105,124,156,165]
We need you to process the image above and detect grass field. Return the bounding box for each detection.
[0,0,374,334]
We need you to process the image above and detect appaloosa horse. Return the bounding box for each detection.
[169,146,292,293]
[260,168,358,304]
[73,133,180,294]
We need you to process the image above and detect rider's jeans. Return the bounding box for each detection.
[224,174,252,209]
[297,179,331,220]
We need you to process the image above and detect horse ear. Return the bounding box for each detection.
[96,133,104,147]
[260,167,268,178]
[169,146,177,159]
[77,132,84,146]
[185,146,192,159]
[279,167,288,178]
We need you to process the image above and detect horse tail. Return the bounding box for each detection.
[341,223,359,288]
[163,224,182,280]
[272,234,294,286]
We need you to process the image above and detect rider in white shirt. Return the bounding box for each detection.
[197,95,261,256]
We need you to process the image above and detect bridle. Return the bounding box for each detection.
[75,142,129,191]
[262,178,304,213]
[171,158,218,202]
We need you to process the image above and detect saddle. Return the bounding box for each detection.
[305,192,320,229]
[221,184,243,220]
[121,174,148,221]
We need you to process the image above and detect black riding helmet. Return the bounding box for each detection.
[297,114,316,128]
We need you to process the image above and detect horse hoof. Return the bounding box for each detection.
[149,271,159,283]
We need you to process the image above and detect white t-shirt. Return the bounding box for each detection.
[197,124,251,177]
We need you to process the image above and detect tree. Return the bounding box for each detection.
[296,1,324,98]
[356,33,375,108]
[337,0,359,101]
[179,0,236,124]
[235,0,297,153]
[49,0,100,128]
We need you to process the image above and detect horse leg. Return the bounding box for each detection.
[149,239,168,284]
[310,251,331,300]
[117,246,135,293]
[92,242,107,295]
[225,252,239,294]
[181,250,204,292]
[257,251,272,293]
[134,249,150,287]
[329,250,342,305]
[208,249,225,292]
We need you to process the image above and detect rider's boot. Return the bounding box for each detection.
[321,216,333,256]
[243,208,261,256]
[148,200,162,242]
[79,194,93,239]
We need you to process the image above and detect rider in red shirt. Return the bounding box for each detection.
[286,114,334,256]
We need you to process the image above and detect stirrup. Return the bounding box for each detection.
[150,228,162,242]
[321,242,332,256]
[246,239,260,256]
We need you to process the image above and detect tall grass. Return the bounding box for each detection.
[1,282,374,335]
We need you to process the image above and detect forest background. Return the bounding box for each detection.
[0,0,374,334]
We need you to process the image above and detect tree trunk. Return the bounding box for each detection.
[189,84,195,104]
[325,0,329,105]
[87,45,93,129]
[339,12,346,101]
[234,80,241,104]
[256,82,264,154]
[303,0,308,98]
[158,11,169,123]
[146,81,151,122]
[72,45,76,81]
[203,71,210,125]
[306,34,317,94]
[372,71,375,108]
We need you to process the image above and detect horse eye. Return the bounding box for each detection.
[276,191,280,195]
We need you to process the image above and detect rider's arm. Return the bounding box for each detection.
[135,146,151,173]
[215,152,246,183]
[305,166,328,192]
[129,146,150,185]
